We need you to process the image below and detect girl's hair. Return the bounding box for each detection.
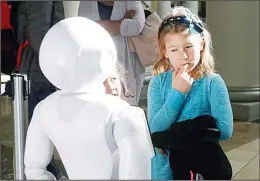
[115,62,135,99]
[153,6,215,79]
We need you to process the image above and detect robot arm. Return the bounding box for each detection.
[113,107,155,179]
[24,104,56,180]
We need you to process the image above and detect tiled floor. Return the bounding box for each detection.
[226,139,259,179]
[220,122,259,179]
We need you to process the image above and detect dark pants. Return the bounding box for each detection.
[170,142,232,180]
[28,81,60,178]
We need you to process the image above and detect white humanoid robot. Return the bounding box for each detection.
[23,17,154,180]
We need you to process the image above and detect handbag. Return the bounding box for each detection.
[128,1,162,67]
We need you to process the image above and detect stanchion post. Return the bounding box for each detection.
[5,73,30,180]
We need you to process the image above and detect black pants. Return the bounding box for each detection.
[169,142,232,180]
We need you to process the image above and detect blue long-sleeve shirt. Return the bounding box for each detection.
[147,71,233,180]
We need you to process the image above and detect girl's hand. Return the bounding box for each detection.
[158,148,168,156]
[172,64,194,94]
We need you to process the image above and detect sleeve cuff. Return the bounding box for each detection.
[165,88,187,112]
[120,19,128,36]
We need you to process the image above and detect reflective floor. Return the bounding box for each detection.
[1,96,259,180]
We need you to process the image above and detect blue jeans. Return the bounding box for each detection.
[28,81,61,178]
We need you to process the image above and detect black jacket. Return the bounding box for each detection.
[151,115,232,180]
[9,1,64,83]
[151,115,221,150]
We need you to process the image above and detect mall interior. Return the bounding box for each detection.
[1,1,259,180]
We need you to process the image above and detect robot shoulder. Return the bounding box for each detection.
[31,91,61,121]
[113,106,148,142]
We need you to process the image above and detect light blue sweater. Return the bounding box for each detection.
[147,71,233,180]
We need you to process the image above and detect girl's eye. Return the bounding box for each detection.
[186,45,193,48]
[171,49,178,52]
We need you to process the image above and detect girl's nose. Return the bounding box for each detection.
[181,51,189,59]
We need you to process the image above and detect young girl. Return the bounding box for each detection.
[147,6,233,180]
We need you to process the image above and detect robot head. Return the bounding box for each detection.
[39,17,117,93]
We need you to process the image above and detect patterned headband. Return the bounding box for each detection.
[158,15,204,37]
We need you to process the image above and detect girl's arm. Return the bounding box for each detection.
[209,74,233,141]
[147,76,186,133]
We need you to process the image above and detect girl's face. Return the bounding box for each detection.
[103,74,122,97]
[163,32,204,73]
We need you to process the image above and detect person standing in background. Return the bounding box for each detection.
[78,1,145,106]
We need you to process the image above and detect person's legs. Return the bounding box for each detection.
[28,81,61,179]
